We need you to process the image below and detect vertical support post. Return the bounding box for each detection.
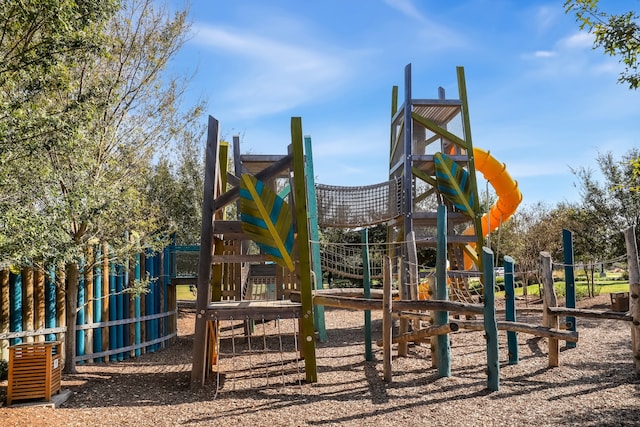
[145,253,154,353]
[102,243,109,361]
[291,116,318,383]
[93,248,103,361]
[9,271,23,345]
[34,267,45,342]
[362,228,373,361]
[109,260,117,361]
[23,267,34,343]
[134,252,142,357]
[55,267,65,354]
[382,256,393,382]
[563,229,576,349]
[504,255,518,364]
[399,63,413,358]
[85,248,93,353]
[45,267,57,342]
[192,116,220,388]
[116,264,124,360]
[623,226,640,376]
[483,247,499,391]
[1,269,10,358]
[305,135,327,342]
[76,263,85,362]
[541,251,559,367]
[435,205,451,377]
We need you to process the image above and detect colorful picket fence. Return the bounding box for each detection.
[0,247,180,365]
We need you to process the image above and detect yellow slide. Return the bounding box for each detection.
[463,147,522,270]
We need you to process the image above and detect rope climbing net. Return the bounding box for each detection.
[315,178,402,228]
[318,241,388,280]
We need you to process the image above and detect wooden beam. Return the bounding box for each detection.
[376,322,459,346]
[547,306,633,321]
[455,319,579,342]
[213,154,293,210]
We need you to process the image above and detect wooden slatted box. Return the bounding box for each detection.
[7,341,62,405]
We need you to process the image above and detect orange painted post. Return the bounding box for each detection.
[1,269,9,360]
[22,267,34,343]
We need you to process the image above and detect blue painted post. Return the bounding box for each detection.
[109,261,117,361]
[134,253,141,357]
[76,263,85,363]
[145,252,154,353]
[563,229,577,349]
[304,135,327,342]
[155,253,161,350]
[123,259,130,359]
[9,272,23,345]
[483,247,500,391]
[361,229,373,361]
[163,246,170,348]
[93,248,103,361]
[116,264,124,361]
[45,267,57,342]
[435,205,451,377]
[504,255,518,364]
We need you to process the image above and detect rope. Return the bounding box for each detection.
[315,178,402,228]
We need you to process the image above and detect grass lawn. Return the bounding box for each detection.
[176,284,196,300]
[496,280,629,299]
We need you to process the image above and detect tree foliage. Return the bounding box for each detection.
[565,0,640,89]
[0,0,204,372]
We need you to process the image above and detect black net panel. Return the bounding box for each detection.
[315,178,402,228]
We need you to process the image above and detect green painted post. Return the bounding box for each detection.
[362,229,373,361]
[563,229,577,349]
[304,135,327,342]
[504,255,518,364]
[483,247,500,391]
[436,205,451,377]
[291,117,318,383]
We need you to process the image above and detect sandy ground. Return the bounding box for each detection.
[1,294,639,426]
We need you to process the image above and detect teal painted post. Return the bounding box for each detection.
[122,260,130,359]
[483,247,500,391]
[163,246,170,347]
[45,266,57,342]
[504,255,518,364]
[109,261,117,361]
[304,135,327,342]
[435,205,451,377]
[154,254,160,350]
[145,252,154,352]
[9,272,23,345]
[116,264,124,361]
[93,249,103,361]
[362,229,373,361]
[563,229,577,349]
[134,253,142,357]
[76,263,85,363]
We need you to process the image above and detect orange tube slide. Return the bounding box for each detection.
[463,147,522,269]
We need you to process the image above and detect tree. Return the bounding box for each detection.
[565,0,640,89]
[0,0,204,373]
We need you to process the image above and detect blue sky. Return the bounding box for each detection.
[167,0,639,207]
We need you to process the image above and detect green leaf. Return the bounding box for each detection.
[239,174,295,271]
[434,152,477,218]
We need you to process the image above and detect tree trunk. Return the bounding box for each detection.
[64,262,79,374]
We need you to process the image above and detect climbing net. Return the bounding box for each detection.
[211,316,303,397]
[315,178,402,228]
[318,241,388,280]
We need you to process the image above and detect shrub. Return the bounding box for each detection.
[0,359,7,381]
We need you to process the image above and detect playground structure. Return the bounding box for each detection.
[190,63,640,392]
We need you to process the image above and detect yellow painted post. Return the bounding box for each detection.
[290,117,317,383]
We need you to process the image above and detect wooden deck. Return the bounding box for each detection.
[204,300,302,321]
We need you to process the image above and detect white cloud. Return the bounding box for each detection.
[190,23,354,119]
[559,31,594,50]
[533,50,557,58]
[383,0,426,22]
